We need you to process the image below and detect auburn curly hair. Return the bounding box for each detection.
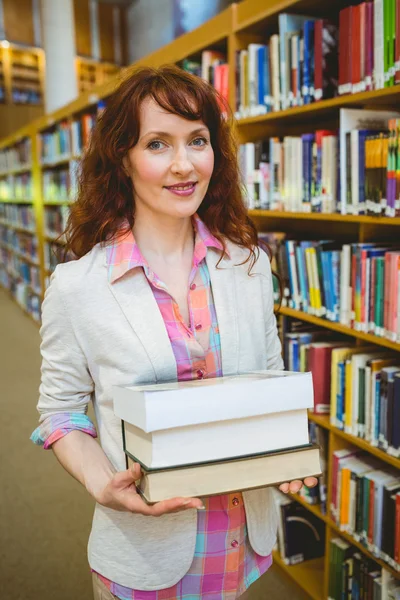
[65,64,266,273]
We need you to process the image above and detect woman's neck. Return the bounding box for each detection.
[132,208,195,262]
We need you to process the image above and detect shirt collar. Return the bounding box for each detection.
[106,214,225,284]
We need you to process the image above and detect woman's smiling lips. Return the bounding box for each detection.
[164,182,198,196]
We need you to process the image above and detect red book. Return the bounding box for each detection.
[307,343,336,414]
[339,7,350,94]
[314,20,323,99]
[370,256,377,332]
[368,479,375,543]
[221,64,229,103]
[395,491,400,563]
[396,0,400,84]
[351,5,361,92]
[365,2,374,90]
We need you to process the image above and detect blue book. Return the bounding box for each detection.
[336,360,346,429]
[263,45,271,112]
[301,134,314,210]
[321,251,332,319]
[330,251,340,322]
[303,20,315,105]
[296,244,307,311]
[257,46,265,110]
[279,14,313,108]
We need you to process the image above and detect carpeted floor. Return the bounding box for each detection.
[0,288,311,600]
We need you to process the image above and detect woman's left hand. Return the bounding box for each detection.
[279,477,318,494]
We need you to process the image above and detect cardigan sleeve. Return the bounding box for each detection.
[30,268,97,448]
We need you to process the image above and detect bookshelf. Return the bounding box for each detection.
[0,0,399,597]
[75,57,122,94]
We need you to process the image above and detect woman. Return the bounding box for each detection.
[31,65,317,600]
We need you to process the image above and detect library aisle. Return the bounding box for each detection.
[0,288,309,600]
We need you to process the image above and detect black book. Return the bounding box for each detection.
[279,501,325,565]
[393,374,400,454]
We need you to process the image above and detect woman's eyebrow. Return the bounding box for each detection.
[140,127,209,140]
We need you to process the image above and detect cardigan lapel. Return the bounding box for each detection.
[108,268,177,383]
[206,250,239,376]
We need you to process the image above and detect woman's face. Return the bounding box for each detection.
[124,98,214,220]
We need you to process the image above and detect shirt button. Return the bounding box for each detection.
[190,283,196,290]
[232,497,239,506]
[195,323,202,330]
[196,369,205,379]
[231,540,239,548]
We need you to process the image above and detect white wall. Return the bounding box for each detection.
[127,0,175,64]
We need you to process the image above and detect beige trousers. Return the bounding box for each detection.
[92,573,252,600]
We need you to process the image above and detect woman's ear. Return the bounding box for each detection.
[122,156,131,178]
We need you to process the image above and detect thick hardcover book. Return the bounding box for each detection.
[128,443,322,504]
[279,499,325,564]
[314,19,338,101]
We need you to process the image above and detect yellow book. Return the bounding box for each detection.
[310,247,322,316]
[305,248,316,313]
[344,359,353,433]
[339,467,351,530]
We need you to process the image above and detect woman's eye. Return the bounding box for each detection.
[191,137,208,147]
[148,140,166,150]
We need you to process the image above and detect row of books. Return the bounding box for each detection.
[43,162,78,203]
[44,241,73,274]
[235,13,338,117]
[299,422,328,514]
[235,2,400,118]
[0,227,39,263]
[240,108,400,215]
[182,51,229,106]
[0,251,41,295]
[0,138,31,174]
[0,174,32,202]
[264,232,400,342]
[0,203,35,231]
[12,87,41,105]
[39,106,104,164]
[328,538,400,600]
[284,324,400,457]
[44,205,70,239]
[331,450,400,572]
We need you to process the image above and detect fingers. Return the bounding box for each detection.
[279,477,319,494]
[149,497,205,517]
[112,463,142,488]
[303,477,318,488]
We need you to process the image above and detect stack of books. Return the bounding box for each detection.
[113,370,321,503]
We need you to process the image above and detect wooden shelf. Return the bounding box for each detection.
[0,165,31,176]
[43,200,72,206]
[249,210,400,226]
[0,198,33,204]
[328,523,400,580]
[276,305,400,352]
[236,85,400,129]
[0,221,35,235]
[307,413,400,469]
[272,550,325,600]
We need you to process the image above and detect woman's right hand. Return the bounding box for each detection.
[96,462,205,516]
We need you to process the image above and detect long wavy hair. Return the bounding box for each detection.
[65,64,267,273]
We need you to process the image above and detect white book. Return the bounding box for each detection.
[374,0,385,89]
[350,130,360,215]
[339,244,351,325]
[248,44,263,116]
[270,35,281,112]
[239,50,248,118]
[114,370,313,470]
[244,143,255,209]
